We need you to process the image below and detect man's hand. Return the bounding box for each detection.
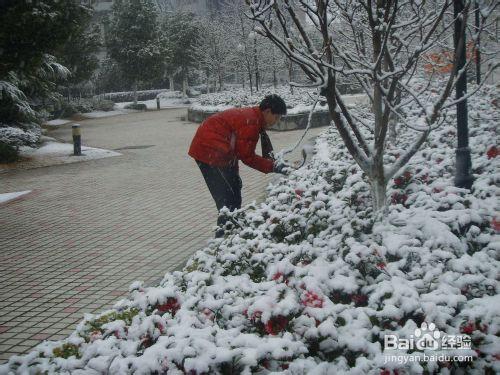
[273,161,294,175]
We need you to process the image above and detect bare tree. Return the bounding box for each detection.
[199,17,236,92]
[248,0,498,212]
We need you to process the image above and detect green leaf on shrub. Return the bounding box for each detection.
[52,343,80,359]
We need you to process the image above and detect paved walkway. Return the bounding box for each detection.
[0,108,324,363]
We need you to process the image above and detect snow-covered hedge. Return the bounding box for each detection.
[101,89,171,103]
[1,86,498,374]
[192,86,330,114]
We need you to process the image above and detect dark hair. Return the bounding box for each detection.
[259,94,287,115]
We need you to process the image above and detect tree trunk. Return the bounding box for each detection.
[248,68,253,95]
[169,75,175,92]
[182,70,188,98]
[288,61,294,94]
[218,65,224,92]
[253,38,260,91]
[205,68,210,94]
[474,1,481,84]
[453,0,473,189]
[133,81,138,105]
[388,119,397,145]
[272,47,277,88]
[370,177,387,213]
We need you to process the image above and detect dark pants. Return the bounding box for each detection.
[196,161,242,227]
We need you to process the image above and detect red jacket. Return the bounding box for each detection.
[188,106,274,173]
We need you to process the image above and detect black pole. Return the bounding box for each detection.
[72,124,81,156]
[454,0,474,189]
[475,1,481,84]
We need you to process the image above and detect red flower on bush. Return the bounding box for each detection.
[393,177,404,187]
[391,192,408,205]
[301,291,324,308]
[272,272,284,281]
[351,293,368,305]
[376,262,386,269]
[261,359,270,369]
[461,321,475,335]
[249,310,262,321]
[461,321,488,335]
[380,370,399,375]
[487,146,498,159]
[272,272,291,285]
[156,322,167,334]
[89,330,102,342]
[264,315,288,335]
[294,189,304,197]
[157,297,180,315]
[419,173,429,184]
[202,308,215,321]
[492,217,500,233]
[140,334,153,348]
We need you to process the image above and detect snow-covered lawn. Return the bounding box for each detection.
[0,191,31,204]
[1,85,498,374]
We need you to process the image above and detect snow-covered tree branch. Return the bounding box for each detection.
[248,0,498,212]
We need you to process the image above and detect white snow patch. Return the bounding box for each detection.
[0,191,31,204]
[20,141,120,159]
[44,119,72,127]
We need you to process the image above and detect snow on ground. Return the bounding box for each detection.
[80,109,132,119]
[44,119,72,126]
[1,84,498,374]
[0,191,31,204]
[19,140,120,160]
[0,138,121,173]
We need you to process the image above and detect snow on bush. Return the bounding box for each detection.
[102,89,172,103]
[192,86,330,114]
[157,91,184,100]
[1,86,498,374]
[0,124,41,147]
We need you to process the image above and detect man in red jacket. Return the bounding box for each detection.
[189,94,290,233]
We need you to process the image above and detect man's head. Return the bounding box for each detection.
[259,94,287,128]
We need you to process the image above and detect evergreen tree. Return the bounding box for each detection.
[106,0,166,104]
[56,23,101,98]
[0,0,91,138]
[160,11,202,97]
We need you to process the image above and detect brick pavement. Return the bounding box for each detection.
[0,108,324,363]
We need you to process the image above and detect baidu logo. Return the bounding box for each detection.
[385,323,447,351]
[384,322,473,364]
